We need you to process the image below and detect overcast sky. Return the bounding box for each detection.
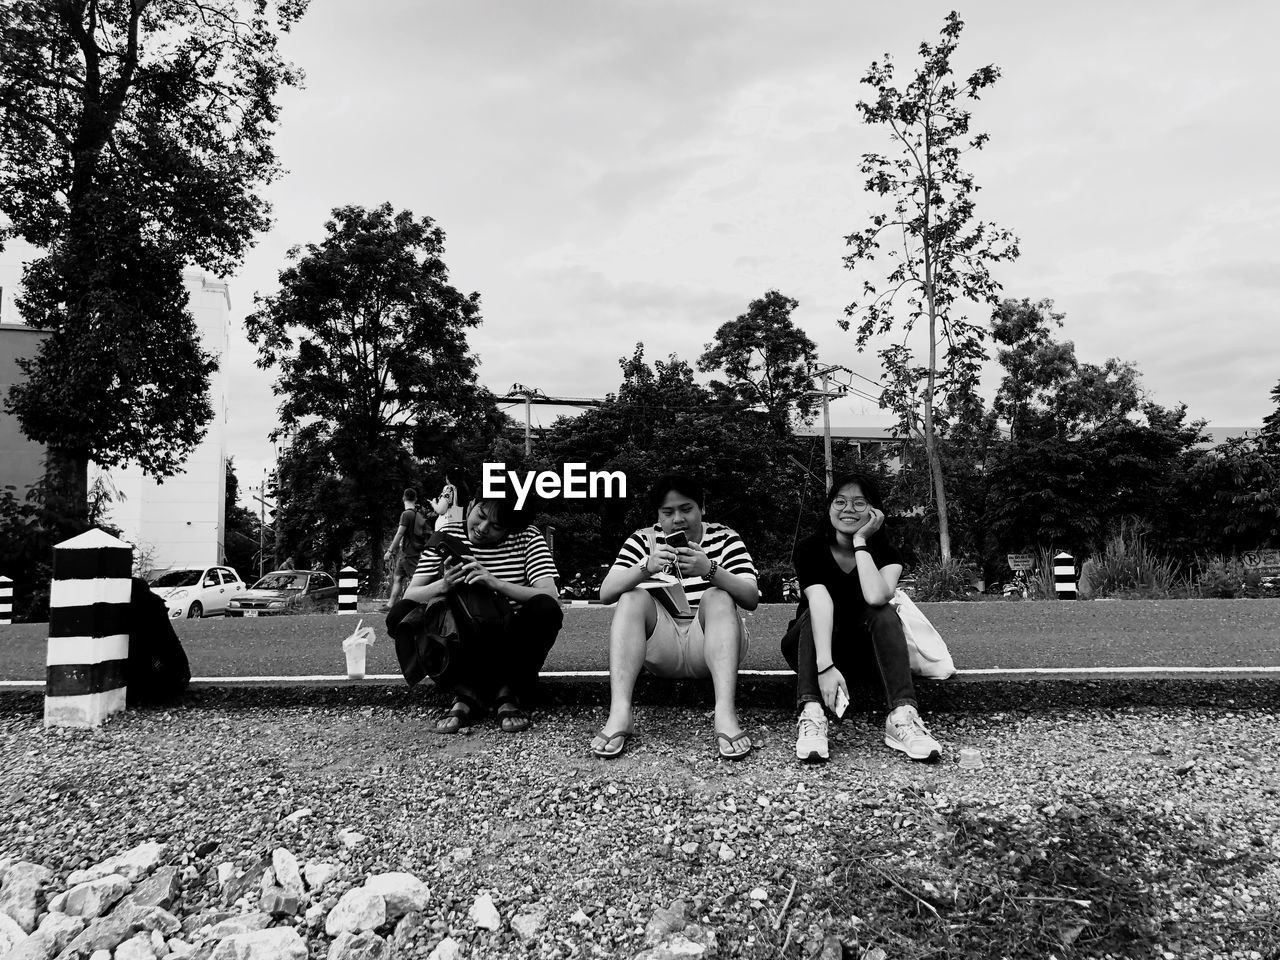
[32,2,1280,492]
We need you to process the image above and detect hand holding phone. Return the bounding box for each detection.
[664,530,688,549]
[833,685,850,718]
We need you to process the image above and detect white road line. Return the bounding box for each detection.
[2,665,1279,689]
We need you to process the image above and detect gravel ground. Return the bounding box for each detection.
[1,686,1278,960]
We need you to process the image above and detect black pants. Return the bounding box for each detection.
[780,605,916,712]
[386,593,563,706]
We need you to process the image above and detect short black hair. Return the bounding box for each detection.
[647,474,704,512]
[820,472,886,543]
[403,487,418,502]
[470,496,532,532]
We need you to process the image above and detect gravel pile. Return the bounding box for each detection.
[0,691,1277,959]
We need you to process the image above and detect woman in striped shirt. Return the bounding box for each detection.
[391,495,563,733]
[593,475,760,760]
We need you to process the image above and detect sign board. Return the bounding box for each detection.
[1241,549,1280,574]
[1006,554,1035,572]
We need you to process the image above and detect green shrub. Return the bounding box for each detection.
[911,557,982,601]
[1087,522,1184,598]
[1195,557,1268,598]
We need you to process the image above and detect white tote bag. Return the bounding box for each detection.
[892,589,957,679]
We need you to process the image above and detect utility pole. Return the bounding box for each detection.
[807,363,851,491]
[250,476,276,580]
[506,384,546,457]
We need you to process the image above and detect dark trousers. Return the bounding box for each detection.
[386,593,563,706]
[780,605,916,712]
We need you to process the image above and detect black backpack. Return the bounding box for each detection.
[126,577,192,705]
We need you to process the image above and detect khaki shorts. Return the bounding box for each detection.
[643,603,750,680]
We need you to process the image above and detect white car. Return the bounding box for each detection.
[148,566,246,618]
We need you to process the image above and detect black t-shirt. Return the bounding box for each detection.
[399,508,429,555]
[792,531,905,626]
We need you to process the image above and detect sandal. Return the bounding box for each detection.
[591,729,634,759]
[716,730,753,761]
[435,700,479,734]
[496,698,532,733]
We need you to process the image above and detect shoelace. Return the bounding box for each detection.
[798,715,825,739]
[892,712,931,740]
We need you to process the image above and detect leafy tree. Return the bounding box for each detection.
[0,0,307,511]
[245,203,497,587]
[1261,378,1280,446]
[842,11,1020,561]
[223,456,263,579]
[697,290,818,436]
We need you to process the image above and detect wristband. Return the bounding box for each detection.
[853,544,871,554]
[704,559,718,581]
[818,663,836,675]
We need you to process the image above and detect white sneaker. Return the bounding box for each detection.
[884,706,942,761]
[796,711,829,762]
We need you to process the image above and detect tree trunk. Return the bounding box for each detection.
[923,286,952,562]
[368,520,385,595]
[44,446,90,527]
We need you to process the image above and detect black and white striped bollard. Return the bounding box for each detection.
[0,575,12,625]
[1054,551,1077,600]
[338,566,358,614]
[45,529,134,728]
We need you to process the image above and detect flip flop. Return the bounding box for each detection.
[591,729,634,759]
[496,699,532,733]
[435,700,479,734]
[716,730,754,760]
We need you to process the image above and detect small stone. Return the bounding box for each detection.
[1176,761,1196,776]
[271,849,304,898]
[281,808,313,824]
[633,932,708,959]
[749,888,767,902]
[327,930,390,960]
[67,841,165,886]
[167,937,196,957]
[467,892,500,931]
[194,841,220,859]
[208,926,307,960]
[391,911,425,945]
[644,905,686,945]
[337,830,368,849]
[215,864,235,889]
[181,910,234,936]
[569,908,591,927]
[717,844,735,862]
[325,889,386,936]
[362,872,429,920]
[679,842,699,856]
[259,886,302,916]
[303,862,339,893]
[862,948,886,960]
[510,906,546,942]
[427,936,462,960]
[207,913,273,939]
[449,847,472,863]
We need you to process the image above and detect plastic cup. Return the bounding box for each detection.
[958,747,984,770]
[343,638,368,679]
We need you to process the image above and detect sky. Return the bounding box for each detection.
[13,1,1280,497]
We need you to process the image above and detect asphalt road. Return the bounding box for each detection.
[3,599,1280,682]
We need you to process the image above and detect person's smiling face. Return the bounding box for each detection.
[828,482,871,535]
[657,489,703,542]
[466,500,509,547]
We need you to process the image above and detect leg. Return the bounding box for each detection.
[494,594,564,731]
[595,589,656,749]
[698,588,749,754]
[779,612,822,712]
[863,605,917,711]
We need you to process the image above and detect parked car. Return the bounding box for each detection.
[225,570,339,617]
[149,566,246,618]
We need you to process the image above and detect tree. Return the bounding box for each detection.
[0,0,307,510]
[223,456,262,579]
[842,11,1020,561]
[697,290,819,436]
[245,203,495,587]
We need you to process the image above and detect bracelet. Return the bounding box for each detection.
[853,544,871,554]
[704,559,718,581]
[818,663,836,675]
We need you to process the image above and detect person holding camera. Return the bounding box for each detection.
[593,475,759,760]
[782,472,942,763]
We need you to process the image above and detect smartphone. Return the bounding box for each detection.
[665,531,688,549]
[833,686,850,719]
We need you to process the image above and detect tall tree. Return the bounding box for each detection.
[842,11,1020,560]
[245,203,495,586]
[0,0,307,510]
[697,290,818,437]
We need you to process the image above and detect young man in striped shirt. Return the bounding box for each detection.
[594,475,760,760]
[394,495,563,734]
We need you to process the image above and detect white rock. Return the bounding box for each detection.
[258,868,275,895]
[150,929,168,955]
[115,931,158,960]
[427,936,462,960]
[361,873,429,919]
[304,904,326,926]
[325,889,386,936]
[303,862,339,893]
[167,936,196,957]
[449,847,472,863]
[634,933,709,959]
[215,863,236,888]
[0,861,53,932]
[0,912,28,957]
[337,830,367,849]
[207,913,272,939]
[510,906,547,941]
[48,874,132,918]
[8,910,86,960]
[271,849,304,898]
[569,908,591,927]
[89,951,112,960]
[468,893,501,931]
[717,844,736,862]
[327,930,390,960]
[209,926,307,960]
[67,841,165,885]
[749,887,768,902]
[281,808,313,824]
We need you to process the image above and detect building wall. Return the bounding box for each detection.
[0,316,50,498]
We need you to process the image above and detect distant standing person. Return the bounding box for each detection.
[431,475,466,532]
[781,472,942,763]
[384,488,430,606]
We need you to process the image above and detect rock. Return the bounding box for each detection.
[1,911,29,957]
[361,873,428,920]
[448,847,471,863]
[88,952,111,960]
[208,927,307,960]
[303,905,325,927]
[220,858,270,908]
[644,905,687,945]
[325,890,386,937]
[215,865,235,889]
[749,888,767,903]
[0,861,55,932]
[337,831,367,849]
[633,933,710,959]
[115,932,158,960]
[510,906,547,942]
[180,911,234,937]
[194,841,220,859]
[817,935,846,960]
[270,850,304,898]
[467,893,500,931]
[302,862,339,894]
[167,937,196,957]
[57,904,179,958]
[391,911,424,945]
[427,936,461,960]
[861,948,886,960]
[121,867,182,912]
[206,914,272,939]
[67,842,165,886]
[717,844,735,862]
[49,875,132,919]
[327,931,390,960]
[259,886,302,916]
[149,930,167,956]
[9,911,85,960]
[679,842,699,856]
[280,809,312,824]
[569,909,591,927]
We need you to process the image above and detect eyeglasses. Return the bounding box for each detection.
[831,498,869,511]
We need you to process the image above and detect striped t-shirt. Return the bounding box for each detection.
[611,522,757,616]
[413,522,558,606]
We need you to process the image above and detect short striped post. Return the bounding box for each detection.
[0,576,12,625]
[1054,551,1077,600]
[44,529,134,728]
[338,565,358,614]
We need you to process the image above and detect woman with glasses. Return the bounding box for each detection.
[781,472,943,763]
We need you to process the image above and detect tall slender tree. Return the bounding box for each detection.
[842,11,1019,560]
